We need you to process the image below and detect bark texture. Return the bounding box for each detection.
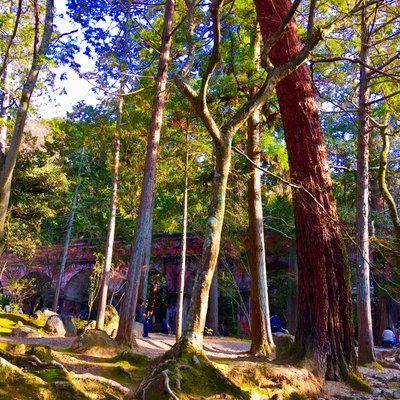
[254,0,356,379]
[184,141,231,349]
[115,0,174,347]
[247,109,273,355]
[355,3,375,364]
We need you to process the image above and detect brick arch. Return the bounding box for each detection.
[61,268,91,316]
[21,271,53,314]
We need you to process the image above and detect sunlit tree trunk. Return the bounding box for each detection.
[96,92,123,330]
[247,23,273,355]
[254,0,357,379]
[184,141,231,349]
[0,66,9,159]
[115,0,175,347]
[356,3,375,365]
[0,0,54,256]
[52,156,83,312]
[176,130,189,341]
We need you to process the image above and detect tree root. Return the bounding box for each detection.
[20,354,69,374]
[162,369,180,400]
[71,372,131,395]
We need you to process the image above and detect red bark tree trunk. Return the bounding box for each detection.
[253,0,357,379]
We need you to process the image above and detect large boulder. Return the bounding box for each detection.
[11,325,42,338]
[61,315,77,337]
[273,332,295,359]
[44,315,66,337]
[104,305,119,337]
[71,329,120,357]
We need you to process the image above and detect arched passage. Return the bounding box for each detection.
[62,269,91,317]
[22,271,52,314]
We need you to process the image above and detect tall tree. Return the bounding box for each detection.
[246,23,273,355]
[253,0,357,379]
[173,0,326,352]
[115,0,175,347]
[355,2,375,365]
[0,0,54,256]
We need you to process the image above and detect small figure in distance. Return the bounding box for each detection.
[381,326,397,348]
[161,318,171,335]
[270,314,288,334]
[136,298,151,338]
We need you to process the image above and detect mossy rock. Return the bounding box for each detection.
[71,329,120,357]
[3,342,26,356]
[274,333,296,360]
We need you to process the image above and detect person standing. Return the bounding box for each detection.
[381,326,397,348]
[135,298,150,338]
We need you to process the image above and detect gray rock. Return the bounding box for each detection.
[44,315,66,336]
[61,315,77,337]
[104,305,119,336]
[11,325,42,338]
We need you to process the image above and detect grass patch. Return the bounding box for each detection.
[26,345,53,362]
[36,367,68,382]
[0,312,46,335]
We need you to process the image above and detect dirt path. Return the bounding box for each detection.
[0,333,251,359]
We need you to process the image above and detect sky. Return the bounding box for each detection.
[37,1,98,119]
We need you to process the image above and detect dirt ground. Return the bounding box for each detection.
[1,333,400,399]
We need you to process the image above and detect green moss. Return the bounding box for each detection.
[367,362,384,371]
[0,312,46,334]
[347,372,373,393]
[26,345,53,362]
[36,367,68,382]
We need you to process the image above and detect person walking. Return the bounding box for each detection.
[135,298,151,338]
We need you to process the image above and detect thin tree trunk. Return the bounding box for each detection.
[184,141,231,349]
[246,21,273,355]
[378,122,400,239]
[286,239,298,335]
[52,156,83,312]
[96,90,123,330]
[146,277,158,316]
[207,265,219,335]
[176,130,189,341]
[356,3,375,365]
[247,106,273,355]
[0,66,10,159]
[254,0,357,379]
[0,0,54,256]
[115,0,175,347]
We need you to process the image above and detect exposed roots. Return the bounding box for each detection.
[162,369,179,400]
[135,338,250,400]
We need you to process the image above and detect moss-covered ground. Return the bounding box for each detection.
[0,311,46,335]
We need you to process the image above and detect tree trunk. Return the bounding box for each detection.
[207,266,219,336]
[176,130,189,341]
[356,3,375,365]
[184,140,231,349]
[0,66,9,159]
[52,156,83,312]
[0,0,54,256]
[115,0,175,347]
[246,21,273,356]
[254,0,357,379]
[286,239,298,335]
[96,92,123,330]
[247,106,273,355]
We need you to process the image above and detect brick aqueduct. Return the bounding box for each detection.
[0,233,289,333]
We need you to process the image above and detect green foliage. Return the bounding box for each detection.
[6,278,36,311]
